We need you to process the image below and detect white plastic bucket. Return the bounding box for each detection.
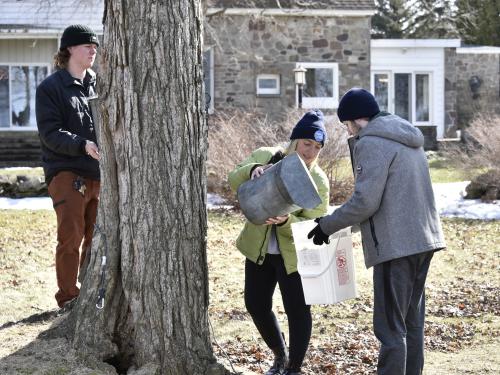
[291,219,357,305]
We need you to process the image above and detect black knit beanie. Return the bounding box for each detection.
[337,88,380,122]
[290,109,327,146]
[60,24,99,50]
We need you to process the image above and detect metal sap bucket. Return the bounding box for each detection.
[237,152,322,225]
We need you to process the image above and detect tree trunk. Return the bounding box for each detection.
[69,1,222,373]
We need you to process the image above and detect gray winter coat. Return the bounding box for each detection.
[320,113,446,268]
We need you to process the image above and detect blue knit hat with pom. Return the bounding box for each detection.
[290,109,327,146]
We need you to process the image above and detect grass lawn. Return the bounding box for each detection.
[427,153,487,184]
[428,157,471,183]
[0,209,499,374]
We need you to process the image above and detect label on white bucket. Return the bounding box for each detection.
[336,249,349,286]
[291,219,357,305]
[299,249,322,267]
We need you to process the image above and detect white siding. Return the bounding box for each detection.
[0,0,104,34]
[0,39,57,63]
[371,47,446,138]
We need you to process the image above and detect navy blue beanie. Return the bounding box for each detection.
[290,109,327,146]
[337,88,380,122]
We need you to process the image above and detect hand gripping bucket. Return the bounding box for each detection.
[237,153,321,225]
[291,219,357,305]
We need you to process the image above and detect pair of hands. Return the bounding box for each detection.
[262,216,330,243]
[252,164,288,226]
[85,140,100,160]
[250,163,329,240]
[262,216,330,242]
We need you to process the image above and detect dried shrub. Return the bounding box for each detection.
[460,114,500,172]
[328,175,355,204]
[207,109,292,203]
[457,114,500,200]
[207,109,351,204]
[317,125,353,204]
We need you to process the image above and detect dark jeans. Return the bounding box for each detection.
[244,255,312,371]
[373,251,434,375]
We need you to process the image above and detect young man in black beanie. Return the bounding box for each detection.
[307,88,445,375]
[229,110,330,375]
[36,24,100,309]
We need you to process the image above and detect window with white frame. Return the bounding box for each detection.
[415,74,430,122]
[0,64,49,128]
[373,72,390,112]
[296,62,339,109]
[203,48,214,113]
[256,74,280,95]
[371,71,432,124]
[394,73,411,121]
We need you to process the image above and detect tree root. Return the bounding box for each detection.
[0,309,60,330]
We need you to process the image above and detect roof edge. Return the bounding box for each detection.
[207,8,376,17]
[456,46,500,54]
[371,39,461,48]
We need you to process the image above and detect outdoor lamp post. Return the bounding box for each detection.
[293,65,307,109]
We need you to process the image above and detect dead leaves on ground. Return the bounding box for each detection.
[207,217,500,374]
[1,212,499,373]
[428,280,499,318]
[213,317,482,374]
[425,321,476,352]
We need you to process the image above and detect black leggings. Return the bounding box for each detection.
[244,255,312,370]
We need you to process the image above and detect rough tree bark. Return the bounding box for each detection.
[64,1,225,374]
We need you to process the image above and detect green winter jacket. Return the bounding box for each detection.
[228,146,330,274]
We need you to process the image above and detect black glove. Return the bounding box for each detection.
[307,217,330,245]
[268,151,285,165]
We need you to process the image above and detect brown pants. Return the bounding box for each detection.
[48,171,100,307]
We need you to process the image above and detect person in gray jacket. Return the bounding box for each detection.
[307,88,446,375]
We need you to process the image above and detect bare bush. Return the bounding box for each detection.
[317,125,353,204]
[207,109,351,203]
[460,114,500,172]
[456,114,500,200]
[207,109,293,202]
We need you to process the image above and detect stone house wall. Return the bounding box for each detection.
[444,48,458,137]
[204,13,371,117]
[455,52,500,128]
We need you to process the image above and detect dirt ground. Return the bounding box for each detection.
[0,210,499,374]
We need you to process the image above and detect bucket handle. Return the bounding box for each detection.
[299,233,342,279]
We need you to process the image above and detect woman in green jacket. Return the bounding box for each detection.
[228,110,330,375]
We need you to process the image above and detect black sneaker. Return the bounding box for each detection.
[264,355,287,375]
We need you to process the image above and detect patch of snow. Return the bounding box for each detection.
[207,193,226,206]
[433,181,500,220]
[1,185,498,220]
[0,197,52,210]
[207,193,233,210]
[1,167,38,171]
